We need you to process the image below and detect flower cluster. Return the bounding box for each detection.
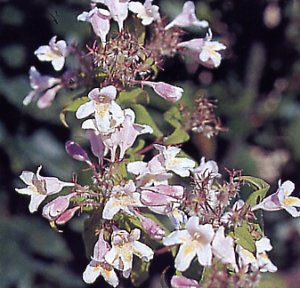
[16,1,300,288]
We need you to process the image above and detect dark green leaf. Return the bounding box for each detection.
[130,258,150,287]
[164,106,182,128]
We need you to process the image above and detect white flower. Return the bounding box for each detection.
[212,226,236,269]
[163,216,214,271]
[23,66,62,108]
[193,157,220,179]
[34,36,68,71]
[105,228,154,278]
[154,144,195,177]
[127,156,172,187]
[252,180,300,217]
[178,29,226,68]
[15,166,74,213]
[83,231,119,287]
[77,7,111,44]
[129,0,160,26]
[237,237,277,273]
[101,0,129,31]
[76,86,124,134]
[165,1,208,30]
[199,30,226,68]
[102,180,143,219]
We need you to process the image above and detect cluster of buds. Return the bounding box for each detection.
[16,1,300,288]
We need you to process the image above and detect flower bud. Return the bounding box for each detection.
[142,81,183,102]
[136,213,165,240]
[86,131,105,164]
[55,206,80,225]
[171,275,200,288]
[65,141,91,164]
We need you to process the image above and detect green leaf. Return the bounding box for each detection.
[182,258,203,281]
[116,88,149,106]
[164,127,190,145]
[131,104,163,138]
[111,161,128,185]
[234,222,256,253]
[59,97,89,127]
[130,258,150,287]
[242,176,270,207]
[164,106,182,128]
[126,139,145,161]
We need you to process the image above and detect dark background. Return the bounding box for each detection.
[0,0,299,287]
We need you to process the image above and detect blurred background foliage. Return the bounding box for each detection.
[0,0,299,287]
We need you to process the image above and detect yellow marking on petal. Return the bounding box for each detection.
[95,103,110,118]
[283,197,300,206]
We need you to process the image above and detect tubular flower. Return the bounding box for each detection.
[77,7,111,44]
[15,166,74,213]
[34,36,68,71]
[165,1,208,30]
[163,216,214,271]
[178,29,226,68]
[23,66,62,108]
[153,144,195,177]
[105,228,154,278]
[142,81,184,102]
[252,180,300,217]
[83,231,119,287]
[76,86,124,134]
[101,0,129,31]
[129,0,160,26]
[102,180,143,220]
[101,108,152,161]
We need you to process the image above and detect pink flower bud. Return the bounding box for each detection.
[142,81,183,102]
[171,276,200,288]
[65,141,91,164]
[136,213,165,240]
[42,193,76,221]
[55,206,80,225]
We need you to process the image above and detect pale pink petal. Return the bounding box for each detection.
[132,240,154,261]
[196,243,212,266]
[175,242,197,271]
[19,171,34,185]
[163,230,190,246]
[76,101,94,119]
[29,194,47,213]
[55,206,80,225]
[83,263,102,284]
[37,85,61,109]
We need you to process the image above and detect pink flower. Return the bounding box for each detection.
[23,66,62,108]
[34,36,68,71]
[165,1,208,30]
[142,81,184,102]
[77,7,111,44]
[15,166,74,213]
[101,108,152,161]
[171,275,200,288]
